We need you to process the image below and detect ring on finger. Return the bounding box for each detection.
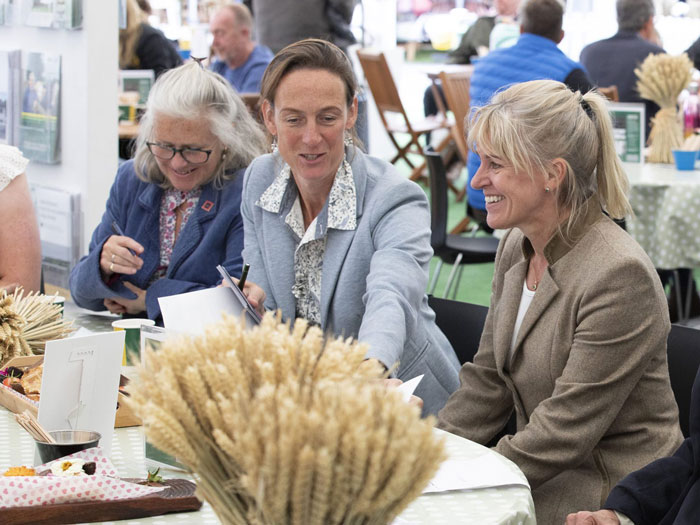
[109,262,114,272]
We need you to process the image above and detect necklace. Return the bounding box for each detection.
[528,258,547,291]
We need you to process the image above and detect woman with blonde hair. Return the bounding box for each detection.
[70,62,267,322]
[119,0,181,78]
[437,79,683,523]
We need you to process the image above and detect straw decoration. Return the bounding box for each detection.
[0,288,74,366]
[127,313,446,525]
[635,53,693,163]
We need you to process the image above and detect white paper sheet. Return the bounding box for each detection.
[159,286,257,335]
[396,374,424,403]
[38,331,124,458]
[423,453,530,493]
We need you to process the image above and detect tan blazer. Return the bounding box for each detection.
[438,203,683,524]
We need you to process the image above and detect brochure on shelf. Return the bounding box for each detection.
[20,51,61,163]
[22,0,82,29]
[30,183,82,291]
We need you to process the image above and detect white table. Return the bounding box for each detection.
[0,407,535,524]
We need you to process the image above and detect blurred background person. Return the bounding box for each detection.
[0,145,41,293]
[437,79,682,524]
[580,0,664,138]
[210,3,273,93]
[685,34,700,70]
[241,39,460,416]
[424,0,521,119]
[243,0,358,55]
[119,0,182,78]
[70,62,267,322]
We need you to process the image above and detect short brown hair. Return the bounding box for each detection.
[520,0,564,43]
[260,38,356,110]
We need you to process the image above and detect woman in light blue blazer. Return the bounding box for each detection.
[240,39,460,415]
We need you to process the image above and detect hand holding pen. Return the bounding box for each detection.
[100,221,145,276]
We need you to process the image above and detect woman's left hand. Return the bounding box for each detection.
[107,281,147,315]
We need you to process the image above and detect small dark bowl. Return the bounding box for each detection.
[35,430,102,464]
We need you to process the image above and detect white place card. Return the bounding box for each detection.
[37,331,125,457]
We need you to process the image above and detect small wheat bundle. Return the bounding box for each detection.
[128,313,446,525]
[635,53,693,163]
[0,288,74,366]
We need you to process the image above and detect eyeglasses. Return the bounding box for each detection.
[147,142,213,164]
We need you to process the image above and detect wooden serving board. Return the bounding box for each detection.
[3,479,202,524]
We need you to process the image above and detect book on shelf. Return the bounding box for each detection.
[0,49,21,145]
[20,51,61,163]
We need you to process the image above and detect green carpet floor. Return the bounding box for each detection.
[402,157,495,307]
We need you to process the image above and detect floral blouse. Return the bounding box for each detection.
[149,187,202,282]
[256,156,357,325]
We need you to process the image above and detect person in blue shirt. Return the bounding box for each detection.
[69,62,267,323]
[210,3,273,93]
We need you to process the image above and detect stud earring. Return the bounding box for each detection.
[545,187,550,193]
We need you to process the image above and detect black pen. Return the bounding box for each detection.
[238,263,250,290]
[111,220,136,256]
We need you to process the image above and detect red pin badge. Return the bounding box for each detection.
[201,200,214,212]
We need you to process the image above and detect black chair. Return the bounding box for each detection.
[428,295,488,365]
[667,323,700,438]
[428,295,516,444]
[425,148,500,298]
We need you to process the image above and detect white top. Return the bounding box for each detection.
[0,145,29,192]
[509,280,536,359]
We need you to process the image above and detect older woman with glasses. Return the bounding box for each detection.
[70,61,267,322]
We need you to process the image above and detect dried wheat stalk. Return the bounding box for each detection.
[128,313,446,525]
[635,53,693,163]
[0,288,74,366]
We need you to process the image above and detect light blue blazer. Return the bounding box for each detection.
[241,148,460,415]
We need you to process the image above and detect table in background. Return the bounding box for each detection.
[625,160,700,270]
[0,405,535,525]
[625,160,700,320]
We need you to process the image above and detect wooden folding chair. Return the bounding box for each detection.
[439,69,473,233]
[597,85,619,102]
[356,48,454,185]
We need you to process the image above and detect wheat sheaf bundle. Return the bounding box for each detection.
[635,53,693,163]
[128,313,446,525]
[0,288,73,366]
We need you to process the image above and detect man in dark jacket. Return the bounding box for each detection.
[579,0,664,138]
[566,366,700,525]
